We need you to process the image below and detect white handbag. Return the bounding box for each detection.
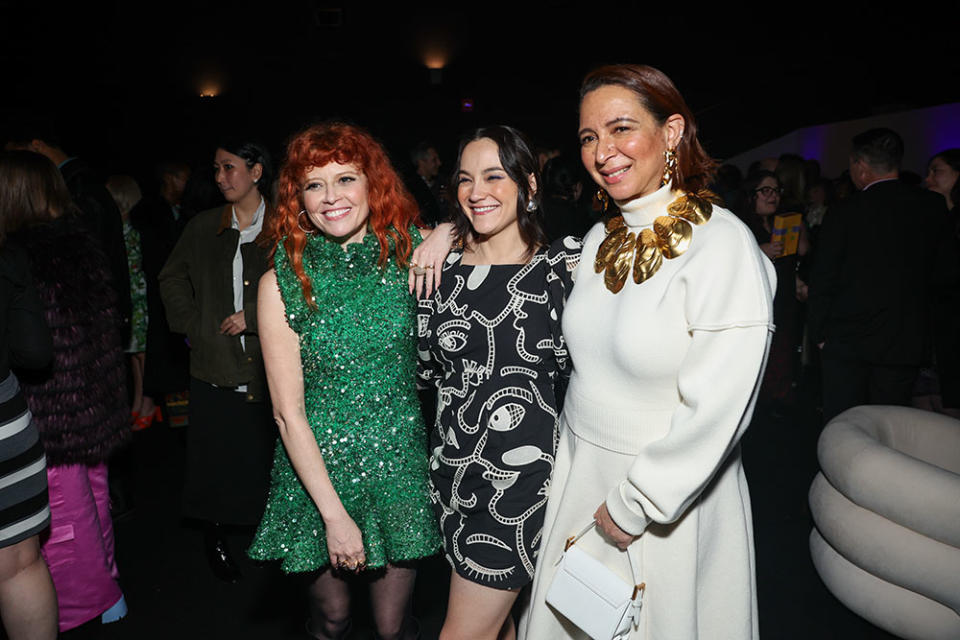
[545,521,645,640]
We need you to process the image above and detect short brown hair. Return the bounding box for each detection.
[580,64,717,192]
[0,150,74,244]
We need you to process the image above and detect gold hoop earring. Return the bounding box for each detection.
[661,148,677,187]
[595,189,609,214]
[297,210,316,234]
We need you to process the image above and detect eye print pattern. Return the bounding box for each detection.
[417,239,581,588]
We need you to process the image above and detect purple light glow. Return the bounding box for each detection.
[726,103,960,177]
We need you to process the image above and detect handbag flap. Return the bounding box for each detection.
[559,546,633,608]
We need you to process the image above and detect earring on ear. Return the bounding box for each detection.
[297,209,316,234]
[595,189,609,214]
[660,148,678,187]
[526,198,537,212]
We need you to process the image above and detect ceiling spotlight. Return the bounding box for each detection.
[195,64,225,98]
[198,85,220,98]
[424,53,446,70]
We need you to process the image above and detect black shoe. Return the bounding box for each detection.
[203,524,241,583]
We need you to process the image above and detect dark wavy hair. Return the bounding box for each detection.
[542,155,583,201]
[930,148,960,211]
[0,150,76,245]
[263,122,419,308]
[216,138,274,201]
[741,170,781,215]
[450,126,548,260]
[580,64,717,193]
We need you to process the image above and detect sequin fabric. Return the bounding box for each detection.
[122,220,147,352]
[248,229,442,572]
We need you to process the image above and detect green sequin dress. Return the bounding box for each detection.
[122,220,147,353]
[248,230,442,573]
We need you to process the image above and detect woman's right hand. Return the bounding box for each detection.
[325,510,366,571]
[594,502,638,551]
[409,222,456,298]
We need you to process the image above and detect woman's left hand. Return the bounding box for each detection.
[594,502,638,550]
[759,241,783,260]
[409,222,456,298]
[220,311,247,336]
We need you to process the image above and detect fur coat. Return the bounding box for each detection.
[13,215,129,465]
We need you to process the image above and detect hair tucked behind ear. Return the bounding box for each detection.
[217,139,274,201]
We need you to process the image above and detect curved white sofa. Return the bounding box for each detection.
[808,405,960,640]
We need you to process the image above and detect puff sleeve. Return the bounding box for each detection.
[604,216,777,535]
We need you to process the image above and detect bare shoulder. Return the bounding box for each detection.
[259,268,279,293]
[258,269,285,314]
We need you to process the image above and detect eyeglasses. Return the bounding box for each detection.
[754,186,783,197]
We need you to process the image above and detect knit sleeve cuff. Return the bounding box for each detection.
[606,482,650,537]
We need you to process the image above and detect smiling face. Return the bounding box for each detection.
[578,84,683,206]
[214,148,261,203]
[456,138,523,239]
[301,161,370,246]
[754,176,781,216]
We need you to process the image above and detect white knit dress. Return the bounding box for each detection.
[520,184,775,640]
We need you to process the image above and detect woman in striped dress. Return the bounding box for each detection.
[0,150,58,640]
[4,150,131,633]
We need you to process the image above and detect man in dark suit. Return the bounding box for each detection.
[808,128,960,422]
[405,141,446,227]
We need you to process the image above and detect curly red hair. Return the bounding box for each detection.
[263,122,420,308]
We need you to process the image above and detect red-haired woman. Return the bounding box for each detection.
[520,65,775,640]
[248,122,450,640]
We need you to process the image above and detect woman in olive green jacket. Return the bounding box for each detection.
[159,139,276,582]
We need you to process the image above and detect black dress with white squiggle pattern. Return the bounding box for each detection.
[417,237,580,589]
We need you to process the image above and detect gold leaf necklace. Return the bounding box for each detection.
[594,189,721,293]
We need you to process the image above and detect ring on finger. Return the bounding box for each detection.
[423,264,434,270]
[412,265,427,276]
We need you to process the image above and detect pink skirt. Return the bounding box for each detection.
[41,463,123,631]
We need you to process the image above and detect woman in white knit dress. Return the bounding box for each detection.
[520,65,775,640]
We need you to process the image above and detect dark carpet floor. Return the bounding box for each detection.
[51,372,901,639]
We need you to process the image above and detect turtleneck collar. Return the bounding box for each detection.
[618,183,678,228]
[306,226,381,265]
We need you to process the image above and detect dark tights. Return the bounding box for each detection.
[308,564,417,640]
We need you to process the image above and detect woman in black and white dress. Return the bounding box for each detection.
[417,126,580,640]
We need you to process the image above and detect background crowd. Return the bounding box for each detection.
[0,104,957,639]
